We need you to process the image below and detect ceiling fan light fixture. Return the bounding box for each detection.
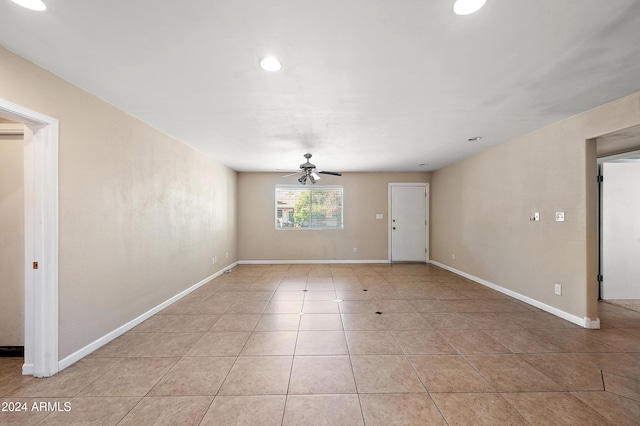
[452,0,486,15]
[10,0,47,11]
[259,56,282,72]
[310,172,321,181]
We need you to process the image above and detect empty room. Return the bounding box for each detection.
[1,0,640,424]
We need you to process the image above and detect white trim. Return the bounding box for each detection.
[430,260,600,329]
[0,98,59,378]
[238,260,390,265]
[388,183,430,263]
[58,262,238,371]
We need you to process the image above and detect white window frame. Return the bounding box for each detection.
[275,185,344,230]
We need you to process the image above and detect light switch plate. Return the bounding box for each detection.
[555,212,565,221]
[376,214,384,219]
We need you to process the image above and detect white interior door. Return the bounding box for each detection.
[390,184,428,262]
[602,162,640,299]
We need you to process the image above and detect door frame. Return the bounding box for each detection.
[597,149,640,300]
[388,183,429,263]
[0,98,59,377]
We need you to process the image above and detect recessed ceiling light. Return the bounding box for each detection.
[10,0,47,11]
[467,136,483,141]
[452,0,486,15]
[259,57,282,72]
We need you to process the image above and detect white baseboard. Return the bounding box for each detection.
[238,260,391,265]
[22,363,33,375]
[57,262,238,372]
[429,261,600,329]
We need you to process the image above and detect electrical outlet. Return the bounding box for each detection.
[554,284,562,296]
[353,247,357,253]
[212,257,217,264]
[226,252,229,259]
[555,212,565,222]
[452,254,455,260]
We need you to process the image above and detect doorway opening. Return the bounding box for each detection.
[596,124,640,315]
[597,148,640,313]
[0,98,59,377]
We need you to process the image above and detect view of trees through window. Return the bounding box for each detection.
[276,186,343,230]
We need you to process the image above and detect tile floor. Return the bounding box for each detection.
[1,263,640,425]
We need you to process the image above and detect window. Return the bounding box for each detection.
[276,185,343,230]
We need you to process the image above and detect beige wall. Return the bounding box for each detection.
[0,47,238,359]
[0,133,24,346]
[238,172,430,261]
[431,92,640,322]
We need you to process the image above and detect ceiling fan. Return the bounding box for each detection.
[283,153,342,184]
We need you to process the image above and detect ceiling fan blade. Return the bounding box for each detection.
[281,171,302,178]
[318,171,342,176]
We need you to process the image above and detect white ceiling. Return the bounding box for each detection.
[1,0,640,173]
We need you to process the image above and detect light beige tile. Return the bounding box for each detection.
[303,290,337,300]
[520,353,604,391]
[372,300,412,313]
[335,290,369,300]
[263,301,303,314]
[185,332,251,356]
[529,329,618,352]
[240,332,298,356]
[299,313,343,331]
[186,300,234,315]
[360,393,446,426]
[437,330,511,354]
[573,390,640,425]
[381,312,430,330]
[421,313,473,329]
[226,300,269,314]
[345,331,402,355]
[295,331,348,355]
[301,300,340,314]
[37,396,140,425]
[408,355,494,392]
[485,328,562,353]
[341,313,387,330]
[502,392,611,425]
[351,355,425,393]
[579,328,640,352]
[338,300,376,314]
[288,356,356,394]
[270,291,305,301]
[602,371,640,401]
[132,314,220,333]
[465,354,564,392]
[91,332,202,358]
[392,330,456,355]
[149,357,234,396]
[200,395,286,426]
[119,396,212,425]
[209,314,260,332]
[9,358,122,398]
[0,398,68,425]
[79,357,179,396]
[218,356,292,395]
[573,352,640,382]
[431,393,528,425]
[254,314,301,331]
[283,395,364,426]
